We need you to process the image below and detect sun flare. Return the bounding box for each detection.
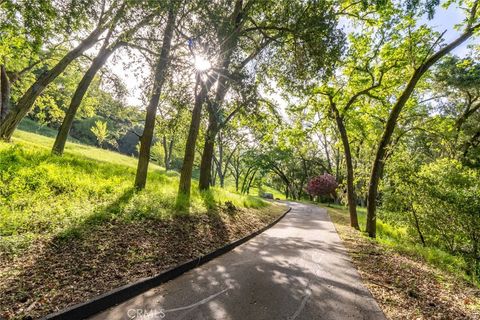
[193,55,211,72]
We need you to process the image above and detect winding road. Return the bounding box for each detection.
[89,202,385,320]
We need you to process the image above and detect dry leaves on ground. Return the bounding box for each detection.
[0,203,286,319]
[332,215,480,320]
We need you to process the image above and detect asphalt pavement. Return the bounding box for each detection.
[89,201,385,320]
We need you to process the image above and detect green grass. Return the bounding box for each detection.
[322,203,473,285]
[13,128,144,168]
[1,130,270,253]
[18,118,80,142]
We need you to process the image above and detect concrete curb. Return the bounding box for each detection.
[42,206,291,320]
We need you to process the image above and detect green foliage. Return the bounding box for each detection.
[383,157,480,280]
[18,118,78,142]
[90,120,108,147]
[1,0,479,297]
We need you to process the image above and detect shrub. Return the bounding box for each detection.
[306,173,338,197]
[383,158,480,281]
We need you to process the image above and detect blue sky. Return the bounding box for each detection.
[421,4,473,56]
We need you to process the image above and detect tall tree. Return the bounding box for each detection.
[135,5,177,189]
[197,0,247,191]
[52,7,157,155]
[198,0,343,191]
[313,28,395,229]
[177,72,215,201]
[366,1,480,237]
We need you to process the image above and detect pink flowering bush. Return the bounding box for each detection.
[306,173,338,197]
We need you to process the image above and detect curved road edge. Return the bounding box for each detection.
[42,204,291,320]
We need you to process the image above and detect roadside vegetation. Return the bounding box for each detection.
[325,204,480,319]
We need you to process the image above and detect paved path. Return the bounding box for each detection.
[90,202,385,320]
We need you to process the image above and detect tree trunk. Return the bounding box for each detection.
[217,133,225,187]
[218,161,225,188]
[134,8,176,190]
[366,70,424,237]
[198,75,230,190]
[331,102,360,230]
[271,164,291,200]
[168,138,174,169]
[233,158,240,192]
[162,136,169,169]
[335,148,341,181]
[162,136,174,170]
[197,0,244,190]
[241,166,254,194]
[211,158,217,186]
[322,134,332,172]
[177,76,213,199]
[0,26,105,140]
[199,110,218,190]
[52,46,115,155]
[0,64,10,121]
[366,26,477,237]
[246,169,257,194]
[411,208,426,246]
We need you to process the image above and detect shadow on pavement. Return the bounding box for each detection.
[93,202,385,320]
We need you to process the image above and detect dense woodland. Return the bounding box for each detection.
[1,0,480,311]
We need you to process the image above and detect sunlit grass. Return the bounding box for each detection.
[12,129,154,169]
[222,180,286,200]
[1,130,270,253]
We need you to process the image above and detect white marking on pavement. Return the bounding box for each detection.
[288,289,312,320]
[163,286,231,313]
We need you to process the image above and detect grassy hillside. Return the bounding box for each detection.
[1,130,269,253]
[17,118,81,142]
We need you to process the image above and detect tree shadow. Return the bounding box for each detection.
[56,187,136,240]
[91,203,386,320]
[175,192,191,214]
[199,189,231,251]
[1,187,258,319]
[1,188,138,319]
[199,189,217,211]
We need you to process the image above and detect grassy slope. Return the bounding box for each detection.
[324,204,480,319]
[0,130,288,318]
[325,204,469,278]
[17,118,81,142]
[1,130,269,249]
